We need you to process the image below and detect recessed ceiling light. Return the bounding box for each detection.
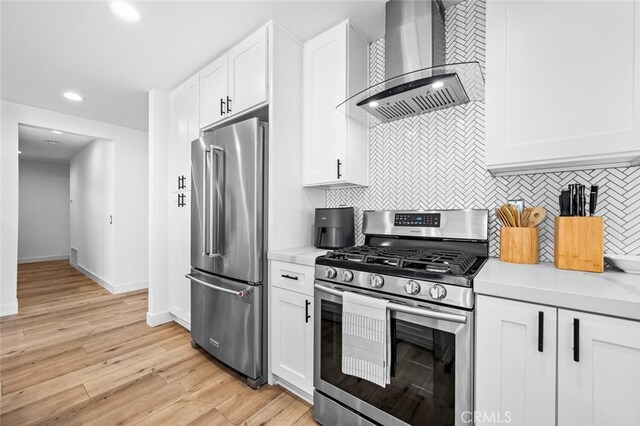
[431,81,444,89]
[18,150,22,155]
[64,92,84,102]
[51,130,63,135]
[369,101,379,108]
[110,1,141,22]
[47,140,60,145]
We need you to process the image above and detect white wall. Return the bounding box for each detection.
[18,160,70,263]
[70,140,115,284]
[0,100,149,316]
[146,89,171,326]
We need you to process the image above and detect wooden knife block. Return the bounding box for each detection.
[554,217,604,272]
[500,227,539,264]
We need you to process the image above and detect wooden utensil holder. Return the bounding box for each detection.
[554,216,604,272]
[500,227,539,264]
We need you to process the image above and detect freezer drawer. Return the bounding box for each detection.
[188,270,262,380]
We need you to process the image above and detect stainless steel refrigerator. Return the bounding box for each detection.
[186,117,268,388]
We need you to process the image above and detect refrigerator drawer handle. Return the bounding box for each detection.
[314,283,466,324]
[186,274,247,298]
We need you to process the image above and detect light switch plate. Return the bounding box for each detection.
[507,199,525,214]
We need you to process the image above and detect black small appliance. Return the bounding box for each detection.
[314,207,355,249]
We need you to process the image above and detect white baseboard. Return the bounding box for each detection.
[73,263,112,292]
[111,280,148,294]
[0,299,19,317]
[146,311,174,327]
[273,376,313,404]
[18,254,70,264]
[171,314,191,331]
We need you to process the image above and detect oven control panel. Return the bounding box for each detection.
[394,213,441,227]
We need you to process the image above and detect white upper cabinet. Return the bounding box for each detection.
[475,295,557,426]
[200,26,268,129]
[303,20,368,188]
[228,26,268,116]
[486,0,640,175]
[557,309,640,426]
[199,55,228,128]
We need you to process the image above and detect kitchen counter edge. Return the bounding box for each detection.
[268,247,328,267]
[475,258,640,321]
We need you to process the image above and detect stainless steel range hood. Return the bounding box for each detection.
[338,0,484,126]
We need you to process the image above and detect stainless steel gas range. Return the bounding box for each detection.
[313,209,489,426]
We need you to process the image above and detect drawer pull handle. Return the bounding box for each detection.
[573,318,580,362]
[281,274,298,281]
[538,311,544,352]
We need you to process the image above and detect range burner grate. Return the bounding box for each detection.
[324,246,478,276]
[400,250,477,275]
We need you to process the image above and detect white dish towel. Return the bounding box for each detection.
[341,291,390,388]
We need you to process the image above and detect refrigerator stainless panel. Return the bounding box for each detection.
[189,270,262,379]
[191,118,265,283]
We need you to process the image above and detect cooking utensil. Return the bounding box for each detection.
[589,185,599,216]
[495,208,508,227]
[510,204,521,227]
[500,205,516,227]
[559,190,571,216]
[527,207,546,227]
[522,209,531,227]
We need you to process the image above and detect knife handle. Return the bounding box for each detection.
[589,185,599,216]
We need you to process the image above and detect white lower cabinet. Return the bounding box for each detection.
[476,295,640,426]
[557,310,640,426]
[270,261,314,399]
[475,296,556,426]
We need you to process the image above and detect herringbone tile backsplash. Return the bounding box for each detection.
[326,0,640,261]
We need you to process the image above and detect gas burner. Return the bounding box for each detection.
[400,250,478,276]
[325,246,380,262]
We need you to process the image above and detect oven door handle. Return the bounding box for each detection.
[314,283,467,324]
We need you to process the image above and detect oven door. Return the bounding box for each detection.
[314,282,473,426]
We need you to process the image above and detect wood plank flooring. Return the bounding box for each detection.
[0,260,315,425]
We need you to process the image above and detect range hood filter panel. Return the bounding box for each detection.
[357,73,469,122]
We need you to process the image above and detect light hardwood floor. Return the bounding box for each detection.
[0,260,315,425]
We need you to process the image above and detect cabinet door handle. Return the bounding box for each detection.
[281,274,298,281]
[305,300,311,323]
[177,193,181,207]
[538,311,544,352]
[220,98,226,115]
[178,175,181,190]
[336,159,342,179]
[226,96,232,114]
[573,318,580,362]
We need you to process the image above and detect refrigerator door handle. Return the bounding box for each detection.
[202,147,209,256]
[209,145,224,258]
[186,274,247,297]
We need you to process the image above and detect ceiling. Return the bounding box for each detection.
[1,1,386,131]
[18,124,99,163]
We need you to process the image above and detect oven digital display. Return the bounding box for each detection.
[394,213,441,227]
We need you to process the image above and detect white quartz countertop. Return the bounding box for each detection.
[475,258,640,321]
[267,246,328,267]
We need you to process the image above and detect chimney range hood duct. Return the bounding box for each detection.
[338,0,484,127]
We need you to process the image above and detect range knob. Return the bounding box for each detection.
[325,267,337,279]
[404,280,421,295]
[429,284,447,300]
[342,270,354,282]
[369,274,385,288]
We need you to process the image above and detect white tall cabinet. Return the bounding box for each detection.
[476,295,640,426]
[302,20,369,188]
[167,74,199,327]
[485,0,640,175]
